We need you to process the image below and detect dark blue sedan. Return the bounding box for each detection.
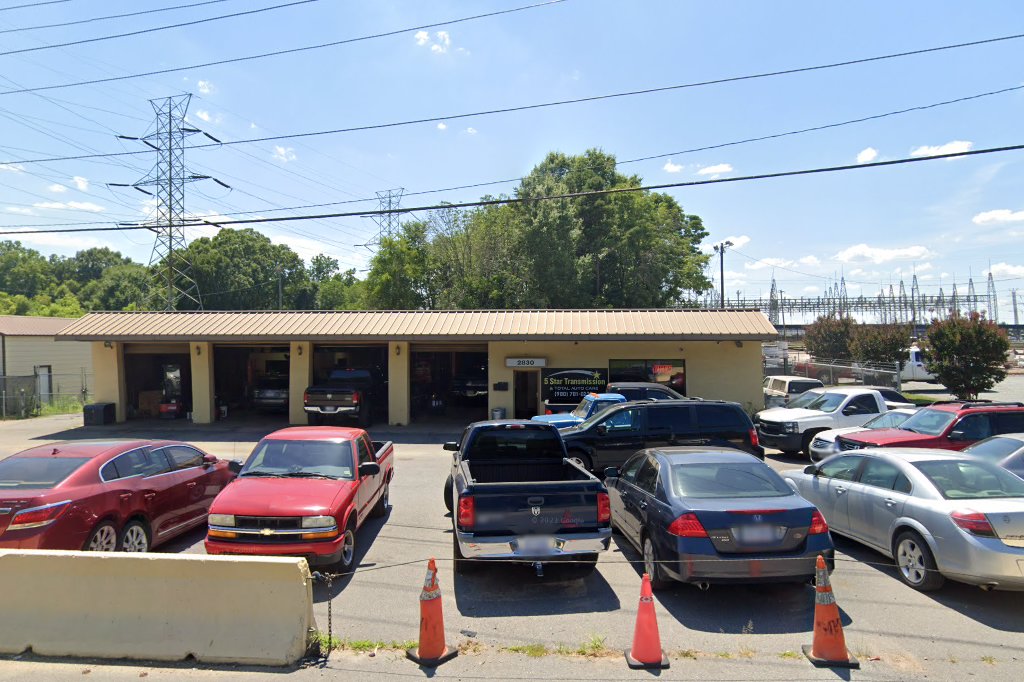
[606,447,835,589]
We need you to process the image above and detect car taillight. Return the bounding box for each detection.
[951,510,996,537]
[7,500,71,531]
[667,512,708,538]
[809,510,828,535]
[749,428,759,448]
[597,492,611,523]
[457,495,475,529]
[303,390,309,403]
[545,410,553,415]
[352,391,361,405]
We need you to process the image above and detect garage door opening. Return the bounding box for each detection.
[411,347,488,423]
[213,346,290,423]
[124,345,191,420]
[310,345,389,426]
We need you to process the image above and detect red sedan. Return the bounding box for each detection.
[0,439,238,552]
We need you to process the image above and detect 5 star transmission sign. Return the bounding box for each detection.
[541,368,608,405]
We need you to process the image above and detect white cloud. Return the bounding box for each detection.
[987,262,1024,278]
[0,163,24,173]
[436,122,447,131]
[465,127,477,135]
[47,184,68,193]
[972,208,1024,225]
[436,31,450,47]
[250,122,258,129]
[430,44,444,54]
[5,229,102,250]
[72,176,89,191]
[197,80,214,94]
[416,29,461,55]
[856,147,878,164]
[723,235,750,249]
[798,255,820,266]
[272,146,297,163]
[194,110,211,123]
[697,163,733,177]
[744,257,792,271]
[663,160,683,173]
[5,206,34,215]
[833,243,933,264]
[803,286,820,294]
[414,30,430,46]
[909,140,972,158]
[32,201,105,212]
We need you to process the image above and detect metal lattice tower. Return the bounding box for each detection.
[374,188,405,244]
[987,272,998,322]
[967,277,977,315]
[1013,289,1020,326]
[131,95,204,310]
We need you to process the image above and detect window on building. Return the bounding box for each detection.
[609,359,686,394]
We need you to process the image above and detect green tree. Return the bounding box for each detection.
[804,315,855,360]
[850,323,912,368]
[78,263,150,311]
[363,222,432,309]
[0,241,56,298]
[309,253,340,284]
[318,269,365,310]
[922,313,1009,400]
[51,247,132,285]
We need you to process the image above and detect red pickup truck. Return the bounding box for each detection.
[205,426,394,570]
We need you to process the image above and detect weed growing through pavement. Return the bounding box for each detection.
[577,634,611,657]
[982,656,997,665]
[317,637,418,653]
[677,649,700,659]
[738,647,755,659]
[741,619,755,635]
[503,644,549,658]
[778,651,801,660]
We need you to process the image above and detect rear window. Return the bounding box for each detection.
[697,405,749,430]
[465,428,564,459]
[327,369,373,383]
[789,380,822,394]
[913,460,1024,499]
[257,377,288,390]
[0,457,90,490]
[241,440,355,479]
[670,462,792,499]
[964,437,1024,462]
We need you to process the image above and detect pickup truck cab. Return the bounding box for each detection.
[531,393,627,429]
[756,387,914,456]
[205,426,394,570]
[444,420,612,575]
[901,346,936,383]
[837,402,1024,452]
[304,368,383,426]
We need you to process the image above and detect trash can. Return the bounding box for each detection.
[83,402,115,426]
[490,407,507,420]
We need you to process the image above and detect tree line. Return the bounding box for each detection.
[0,149,713,316]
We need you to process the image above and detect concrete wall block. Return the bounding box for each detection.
[0,550,316,666]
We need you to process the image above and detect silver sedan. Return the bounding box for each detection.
[782,448,1024,591]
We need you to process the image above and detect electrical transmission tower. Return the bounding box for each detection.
[374,188,404,243]
[116,95,209,310]
[987,272,998,322]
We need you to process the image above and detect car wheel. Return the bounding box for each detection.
[84,521,118,552]
[370,484,389,518]
[443,474,454,513]
[894,531,945,591]
[800,431,820,457]
[120,520,150,552]
[336,520,357,573]
[567,450,593,472]
[453,533,475,574]
[642,535,670,590]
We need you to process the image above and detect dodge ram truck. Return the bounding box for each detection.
[443,420,612,576]
[304,368,383,426]
[205,426,393,570]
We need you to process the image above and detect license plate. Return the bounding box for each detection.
[518,536,553,554]
[735,525,781,544]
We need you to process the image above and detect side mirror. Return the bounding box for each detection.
[227,461,242,475]
[604,466,619,479]
[596,424,608,436]
[203,454,217,467]
[358,462,381,477]
[804,464,819,476]
[842,406,858,416]
[443,441,459,452]
[949,430,968,441]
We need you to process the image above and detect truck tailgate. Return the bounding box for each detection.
[469,482,604,535]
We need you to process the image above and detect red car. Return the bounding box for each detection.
[0,440,238,552]
[205,427,394,570]
[837,401,1024,452]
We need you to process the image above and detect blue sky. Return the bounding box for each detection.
[1,0,1023,319]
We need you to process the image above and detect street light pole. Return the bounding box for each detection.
[713,240,734,309]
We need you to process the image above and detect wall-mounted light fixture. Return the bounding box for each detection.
[297,345,303,356]
[734,340,744,348]
[195,345,202,356]
[103,341,113,349]
[395,345,402,356]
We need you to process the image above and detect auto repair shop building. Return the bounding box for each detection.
[57,309,776,426]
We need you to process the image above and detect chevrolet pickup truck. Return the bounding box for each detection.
[205,426,394,570]
[304,368,383,426]
[530,392,627,429]
[443,420,612,576]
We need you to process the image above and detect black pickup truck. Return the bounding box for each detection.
[442,420,612,576]
[304,368,382,426]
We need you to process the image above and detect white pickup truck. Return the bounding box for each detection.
[755,386,914,456]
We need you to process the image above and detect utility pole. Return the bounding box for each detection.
[713,240,734,308]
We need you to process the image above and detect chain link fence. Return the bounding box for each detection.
[762,343,900,389]
[1,371,94,419]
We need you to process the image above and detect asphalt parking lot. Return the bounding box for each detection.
[2,404,1024,680]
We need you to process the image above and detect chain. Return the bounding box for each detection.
[310,571,334,663]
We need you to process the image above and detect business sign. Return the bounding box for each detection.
[505,357,547,368]
[541,368,608,404]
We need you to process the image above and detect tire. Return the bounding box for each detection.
[443,474,454,513]
[566,450,593,472]
[453,533,475,574]
[83,521,119,552]
[642,534,670,590]
[894,531,945,591]
[119,520,150,553]
[370,484,389,518]
[335,520,357,573]
[800,431,821,457]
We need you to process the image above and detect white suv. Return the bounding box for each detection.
[762,375,824,409]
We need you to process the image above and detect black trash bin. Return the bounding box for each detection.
[83,402,115,426]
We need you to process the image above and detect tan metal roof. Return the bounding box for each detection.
[0,315,79,337]
[56,309,777,343]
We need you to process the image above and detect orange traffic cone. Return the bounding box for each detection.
[802,554,859,669]
[406,558,458,667]
[625,573,669,670]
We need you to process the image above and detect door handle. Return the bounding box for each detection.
[144,493,156,501]
[884,498,896,507]
[186,481,197,488]
[119,493,131,501]
[639,500,648,509]
[835,487,846,494]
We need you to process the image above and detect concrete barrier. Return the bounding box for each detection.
[0,550,316,666]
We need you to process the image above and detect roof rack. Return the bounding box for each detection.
[929,400,1024,409]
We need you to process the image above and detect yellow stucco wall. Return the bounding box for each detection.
[487,340,763,418]
[91,341,126,422]
[190,342,215,424]
[388,341,410,426]
[288,341,312,425]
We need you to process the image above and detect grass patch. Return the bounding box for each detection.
[738,647,756,659]
[778,651,801,660]
[576,634,611,657]
[981,655,997,665]
[317,637,418,653]
[38,395,87,417]
[503,644,549,658]
[715,651,734,659]
[903,393,936,406]
[678,649,700,660]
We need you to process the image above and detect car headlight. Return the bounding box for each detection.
[301,515,336,529]
[783,422,800,434]
[208,514,235,527]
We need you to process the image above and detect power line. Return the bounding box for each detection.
[3,142,1022,236]
[0,0,234,35]
[0,0,567,96]
[0,0,322,57]
[0,0,73,12]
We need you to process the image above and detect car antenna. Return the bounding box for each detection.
[51,447,60,455]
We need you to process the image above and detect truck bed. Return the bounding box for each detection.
[465,458,590,484]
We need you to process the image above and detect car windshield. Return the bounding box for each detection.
[964,437,1024,462]
[914,459,1024,499]
[570,399,593,419]
[670,462,793,499]
[0,457,90,490]
[863,411,913,430]
[795,392,847,414]
[900,408,957,436]
[241,440,354,479]
[786,389,825,409]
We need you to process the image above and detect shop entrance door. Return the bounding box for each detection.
[513,370,539,419]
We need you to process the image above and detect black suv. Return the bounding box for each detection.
[560,399,763,471]
[605,382,686,401]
